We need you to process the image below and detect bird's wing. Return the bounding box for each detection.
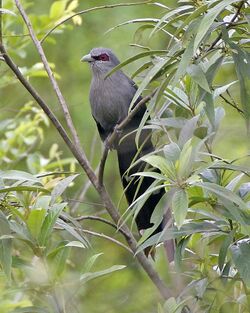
[92,115,110,142]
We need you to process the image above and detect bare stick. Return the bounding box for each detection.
[40,1,152,44]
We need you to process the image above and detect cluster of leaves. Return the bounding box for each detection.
[0,169,125,313]
[111,0,250,311]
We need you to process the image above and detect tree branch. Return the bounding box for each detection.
[15,0,82,150]
[0,1,173,300]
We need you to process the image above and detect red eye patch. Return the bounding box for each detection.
[93,53,110,61]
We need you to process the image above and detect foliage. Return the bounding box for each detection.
[0,110,125,312]
[112,0,250,311]
[1,0,250,313]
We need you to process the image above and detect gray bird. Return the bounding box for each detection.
[81,47,174,260]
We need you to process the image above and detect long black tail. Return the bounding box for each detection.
[116,114,175,261]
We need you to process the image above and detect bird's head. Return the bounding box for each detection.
[81,47,120,75]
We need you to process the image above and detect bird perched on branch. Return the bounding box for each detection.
[81,47,174,261]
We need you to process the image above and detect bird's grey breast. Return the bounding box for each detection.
[89,72,136,131]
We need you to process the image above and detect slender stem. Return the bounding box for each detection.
[40,0,152,44]
[219,93,244,114]
[15,0,82,150]
[75,215,130,239]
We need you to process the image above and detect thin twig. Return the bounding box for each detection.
[55,225,133,253]
[97,89,157,186]
[75,215,130,239]
[219,93,244,114]
[81,229,133,253]
[15,0,82,150]
[40,1,152,44]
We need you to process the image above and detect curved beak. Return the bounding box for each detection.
[80,54,94,63]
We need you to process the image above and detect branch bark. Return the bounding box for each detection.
[0,0,173,300]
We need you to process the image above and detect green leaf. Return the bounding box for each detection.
[105,50,167,78]
[194,0,240,51]
[172,188,188,228]
[49,0,67,19]
[175,4,208,37]
[163,142,181,163]
[173,37,194,84]
[187,64,211,93]
[0,186,49,193]
[213,81,237,99]
[65,241,86,248]
[27,208,47,239]
[196,182,247,209]
[218,231,234,271]
[141,155,176,180]
[56,218,89,247]
[231,240,250,288]
[81,253,103,273]
[50,174,79,205]
[230,44,250,128]
[130,57,172,108]
[67,0,79,12]
[50,242,70,278]
[38,203,66,246]
[80,265,126,284]
[150,5,193,37]
[177,139,194,179]
[0,212,12,280]
[137,220,223,253]
[0,170,41,183]
[178,116,199,148]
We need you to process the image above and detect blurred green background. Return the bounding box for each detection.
[0,0,249,312]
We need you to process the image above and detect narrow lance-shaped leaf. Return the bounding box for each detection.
[230,43,250,128]
[172,188,188,228]
[141,155,176,180]
[187,64,211,93]
[80,265,126,284]
[231,240,250,288]
[50,174,79,205]
[27,208,47,239]
[0,212,12,280]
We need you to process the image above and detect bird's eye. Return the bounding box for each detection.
[98,53,110,61]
